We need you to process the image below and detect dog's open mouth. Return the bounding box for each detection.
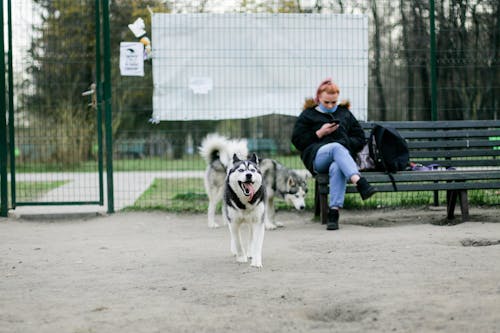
[239,181,255,201]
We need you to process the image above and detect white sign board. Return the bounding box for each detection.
[119,42,144,77]
[152,13,368,121]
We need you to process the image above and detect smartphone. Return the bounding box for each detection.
[331,120,340,125]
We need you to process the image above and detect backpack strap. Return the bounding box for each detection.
[387,172,398,191]
[377,142,398,191]
[378,148,398,191]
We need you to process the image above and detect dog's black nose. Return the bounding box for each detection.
[245,173,252,181]
[299,205,305,210]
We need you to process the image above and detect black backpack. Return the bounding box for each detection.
[369,124,409,173]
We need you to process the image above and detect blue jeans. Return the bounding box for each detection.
[313,143,359,208]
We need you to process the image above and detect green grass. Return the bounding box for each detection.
[126,178,208,212]
[469,189,500,205]
[127,177,317,212]
[12,155,499,211]
[127,177,499,212]
[10,181,69,202]
[15,155,305,172]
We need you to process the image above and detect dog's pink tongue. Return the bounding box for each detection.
[244,183,255,201]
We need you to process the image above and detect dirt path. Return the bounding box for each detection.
[1,207,499,333]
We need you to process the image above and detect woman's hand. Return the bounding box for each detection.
[316,122,339,138]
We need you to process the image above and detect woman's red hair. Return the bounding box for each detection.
[314,78,340,104]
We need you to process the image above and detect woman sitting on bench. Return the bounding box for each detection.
[291,78,376,230]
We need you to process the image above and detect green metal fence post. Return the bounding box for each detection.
[7,0,15,209]
[102,0,114,213]
[95,0,104,206]
[429,0,438,121]
[429,0,440,206]
[0,0,8,217]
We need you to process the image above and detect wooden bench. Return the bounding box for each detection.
[314,120,500,224]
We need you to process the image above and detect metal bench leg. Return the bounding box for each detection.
[319,191,329,225]
[315,174,330,225]
[314,180,320,218]
[459,190,470,221]
[446,190,458,220]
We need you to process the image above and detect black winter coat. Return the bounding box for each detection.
[291,104,365,175]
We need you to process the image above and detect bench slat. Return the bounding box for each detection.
[360,120,500,129]
[347,182,500,193]
[408,140,500,149]
[410,149,497,158]
[360,170,500,182]
[408,160,499,167]
[397,129,500,139]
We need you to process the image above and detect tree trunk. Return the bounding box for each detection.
[370,0,388,121]
[400,0,414,120]
[413,1,432,120]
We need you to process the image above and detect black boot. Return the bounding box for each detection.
[327,208,339,230]
[356,177,376,200]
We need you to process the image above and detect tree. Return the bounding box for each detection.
[24,0,168,163]
[370,0,388,120]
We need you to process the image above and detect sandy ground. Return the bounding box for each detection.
[1,207,500,333]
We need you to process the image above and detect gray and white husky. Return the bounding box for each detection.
[224,153,266,268]
[199,133,308,229]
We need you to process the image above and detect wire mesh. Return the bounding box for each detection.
[4,0,499,213]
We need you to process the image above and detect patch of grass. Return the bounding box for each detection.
[174,192,207,201]
[128,177,316,213]
[10,181,68,202]
[469,189,499,205]
[345,191,446,210]
[127,177,499,212]
[400,193,433,206]
[129,178,208,213]
[15,155,306,173]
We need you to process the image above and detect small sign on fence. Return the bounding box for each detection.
[119,42,144,77]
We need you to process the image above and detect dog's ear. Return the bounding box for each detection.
[296,170,311,180]
[233,153,241,163]
[249,153,259,164]
[287,176,295,189]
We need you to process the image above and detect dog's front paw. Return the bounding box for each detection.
[250,260,263,268]
[265,222,277,230]
[208,222,220,228]
[275,221,284,228]
[236,255,248,263]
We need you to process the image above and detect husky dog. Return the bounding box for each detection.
[259,158,308,229]
[224,153,266,268]
[199,133,249,228]
[199,133,308,229]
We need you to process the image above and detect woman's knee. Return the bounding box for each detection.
[326,142,345,152]
[329,161,339,175]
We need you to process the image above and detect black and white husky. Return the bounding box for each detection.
[199,133,308,229]
[224,153,266,268]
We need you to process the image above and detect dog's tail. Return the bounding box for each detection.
[199,133,248,167]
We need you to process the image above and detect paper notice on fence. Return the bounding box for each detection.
[119,42,144,76]
[189,77,213,94]
[151,13,368,121]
